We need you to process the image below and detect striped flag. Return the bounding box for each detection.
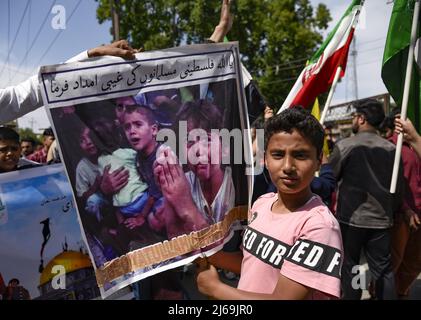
[279,0,363,112]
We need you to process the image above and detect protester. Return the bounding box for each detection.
[20,138,36,159]
[0,273,6,299]
[329,99,403,300]
[0,127,39,173]
[383,110,421,299]
[27,128,55,164]
[251,108,336,207]
[2,278,30,300]
[197,108,343,299]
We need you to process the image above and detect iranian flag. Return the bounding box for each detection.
[279,0,363,112]
[382,0,421,131]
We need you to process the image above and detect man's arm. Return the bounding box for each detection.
[208,0,234,43]
[328,145,343,180]
[0,40,138,124]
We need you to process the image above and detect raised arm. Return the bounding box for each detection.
[0,40,139,124]
[208,0,234,43]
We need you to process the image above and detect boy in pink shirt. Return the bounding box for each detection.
[197,107,343,299]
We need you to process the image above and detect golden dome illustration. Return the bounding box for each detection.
[39,251,92,286]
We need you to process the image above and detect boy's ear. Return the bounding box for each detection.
[317,153,322,170]
[151,124,159,136]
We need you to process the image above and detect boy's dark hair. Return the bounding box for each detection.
[379,116,395,132]
[0,127,20,144]
[251,116,265,130]
[176,99,222,131]
[21,137,36,145]
[9,278,19,285]
[264,107,324,157]
[43,127,55,137]
[124,105,157,126]
[379,107,401,132]
[354,99,385,128]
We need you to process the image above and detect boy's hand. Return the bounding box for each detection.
[197,264,222,298]
[87,40,142,60]
[124,215,146,230]
[100,165,129,195]
[394,117,418,143]
[154,147,191,207]
[404,209,421,231]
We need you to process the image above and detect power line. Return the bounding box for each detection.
[7,0,10,83]
[0,64,33,77]
[358,59,381,66]
[35,0,83,67]
[9,0,57,84]
[260,77,298,85]
[249,57,308,75]
[24,0,32,70]
[358,37,386,47]
[358,45,384,54]
[0,0,31,78]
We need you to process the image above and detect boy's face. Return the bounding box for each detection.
[79,127,98,157]
[115,97,136,124]
[123,111,157,152]
[43,135,55,149]
[265,129,320,196]
[0,140,21,172]
[21,141,34,157]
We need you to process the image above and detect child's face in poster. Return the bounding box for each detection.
[186,131,222,182]
[79,127,98,157]
[123,111,158,153]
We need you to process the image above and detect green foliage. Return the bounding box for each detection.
[96,0,331,108]
[17,127,41,145]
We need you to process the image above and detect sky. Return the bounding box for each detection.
[0,0,394,133]
[0,0,112,133]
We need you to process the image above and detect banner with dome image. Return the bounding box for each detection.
[0,164,100,300]
[39,42,251,298]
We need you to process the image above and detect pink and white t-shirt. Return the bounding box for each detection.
[238,193,343,299]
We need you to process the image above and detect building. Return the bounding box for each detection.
[36,250,100,300]
[323,93,392,142]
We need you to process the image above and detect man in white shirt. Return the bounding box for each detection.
[0,40,139,124]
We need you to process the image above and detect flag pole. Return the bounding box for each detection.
[320,66,342,125]
[390,0,420,193]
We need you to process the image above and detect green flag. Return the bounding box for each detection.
[382,0,421,131]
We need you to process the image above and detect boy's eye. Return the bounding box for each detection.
[294,152,309,160]
[0,146,19,153]
[271,152,284,159]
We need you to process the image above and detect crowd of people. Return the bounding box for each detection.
[1,0,421,301]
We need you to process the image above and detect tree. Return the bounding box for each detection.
[18,127,41,145]
[96,0,331,108]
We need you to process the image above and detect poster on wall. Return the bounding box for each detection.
[39,42,251,298]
